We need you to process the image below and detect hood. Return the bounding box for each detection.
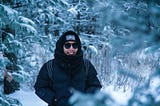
[55,30,82,55]
[54,31,83,73]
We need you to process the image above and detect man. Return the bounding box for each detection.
[34,31,102,106]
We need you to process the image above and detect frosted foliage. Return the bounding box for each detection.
[0,71,3,81]
[68,7,78,16]
[0,91,22,106]
[11,71,30,83]
[127,71,160,106]
[18,16,35,26]
[0,4,36,35]
[0,53,10,81]
[81,0,160,89]
[70,70,160,106]
[74,0,160,105]
[13,22,37,35]
[0,52,10,69]
[0,2,37,106]
[0,4,18,24]
[17,43,54,89]
[69,91,116,106]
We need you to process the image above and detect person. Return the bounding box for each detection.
[34,30,102,106]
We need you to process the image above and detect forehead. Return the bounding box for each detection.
[64,41,76,44]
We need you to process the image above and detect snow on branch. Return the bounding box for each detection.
[0,4,36,35]
[17,16,35,26]
[0,4,18,24]
[13,22,37,35]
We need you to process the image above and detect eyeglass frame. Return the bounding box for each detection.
[64,42,79,49]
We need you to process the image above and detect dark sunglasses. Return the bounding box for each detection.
[64,43,78,49]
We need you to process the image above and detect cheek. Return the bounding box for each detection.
[63,47,67,54]
[75,49,78,53]
[63,48,78,55]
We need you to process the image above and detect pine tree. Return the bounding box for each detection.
[0,2,36,93]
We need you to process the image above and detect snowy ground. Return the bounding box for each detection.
[6,85,132,106]
[7,89,48,106]
[103,85,132,105]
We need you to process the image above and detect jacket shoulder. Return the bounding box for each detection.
[45,59,55,65]
[45,59,55,79]
[38,59,55,79]
[83,58,90,64]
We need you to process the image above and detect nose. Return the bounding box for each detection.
[70,45,74,49]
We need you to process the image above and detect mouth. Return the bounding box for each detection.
[66,52,75,55]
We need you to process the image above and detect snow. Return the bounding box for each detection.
[18,16,35,26]
[67,7,78,16]
[7,89,48,106]
[7,73,160,106]
[6,85,132,106]
[5,85,133,106]
[103,85,132,105]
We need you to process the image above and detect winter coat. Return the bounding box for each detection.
[34,59,101,106]
[34,31,102,106]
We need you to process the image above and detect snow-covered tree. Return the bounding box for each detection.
[0,1,36,105]
[69,0,160,105]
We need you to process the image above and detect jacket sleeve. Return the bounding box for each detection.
[85,60,102,93]
[34,63,56,105]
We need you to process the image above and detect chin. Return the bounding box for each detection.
[66,52,76,56]
[67,53,76,56]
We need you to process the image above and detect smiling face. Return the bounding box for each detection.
[63,41,78,56]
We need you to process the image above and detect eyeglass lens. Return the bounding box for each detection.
[64,43,78,49]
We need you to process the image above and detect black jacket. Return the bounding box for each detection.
[34,31,101,106]
[34,59,101,106]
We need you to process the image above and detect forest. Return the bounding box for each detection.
[0,0,160,106]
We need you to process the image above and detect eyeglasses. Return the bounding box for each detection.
[64,43,78,49]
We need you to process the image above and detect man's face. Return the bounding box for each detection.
[63,41,78,56]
